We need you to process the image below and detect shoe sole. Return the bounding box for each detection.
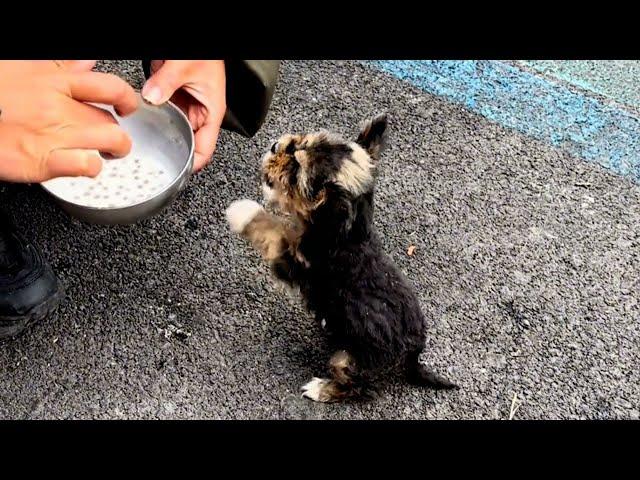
[0,283,65,340]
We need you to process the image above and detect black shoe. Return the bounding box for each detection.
[0,211,64,339]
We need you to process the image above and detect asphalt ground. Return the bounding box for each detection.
[0,60,638,419]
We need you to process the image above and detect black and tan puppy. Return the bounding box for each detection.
[226,114,458,402]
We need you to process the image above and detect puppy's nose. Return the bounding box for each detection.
[270,141,278,154]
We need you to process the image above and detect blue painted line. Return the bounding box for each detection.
[366,61,640,182]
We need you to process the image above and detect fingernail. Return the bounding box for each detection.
[142,85,162,105]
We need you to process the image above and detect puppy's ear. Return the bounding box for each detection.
[356,114,388,161]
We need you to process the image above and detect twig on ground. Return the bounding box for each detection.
[509,392,521,420]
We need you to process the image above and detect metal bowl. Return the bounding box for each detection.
[41,92,194,225]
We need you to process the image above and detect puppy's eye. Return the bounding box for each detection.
[285,142,297,155]
[270,142,278,154]
[263,173,274,188]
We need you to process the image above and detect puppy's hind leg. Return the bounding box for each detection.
[405,349,459,390]
[301,350,371,403]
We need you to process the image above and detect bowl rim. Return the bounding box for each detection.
[40,92,195,213]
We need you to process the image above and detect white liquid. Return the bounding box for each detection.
[43,154,175,209]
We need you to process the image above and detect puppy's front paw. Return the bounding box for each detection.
[226,199,264,233]
[301,377,331,402]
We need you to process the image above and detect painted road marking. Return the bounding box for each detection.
[367,61,640,182]
[521,60,640,113]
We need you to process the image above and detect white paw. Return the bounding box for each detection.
[301,377,329,402]
[226,199,264,233]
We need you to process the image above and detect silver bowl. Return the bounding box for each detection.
[41,92,194,225]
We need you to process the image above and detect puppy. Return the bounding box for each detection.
[226,114,458,402]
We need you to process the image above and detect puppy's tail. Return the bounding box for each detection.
[406,351,459,390]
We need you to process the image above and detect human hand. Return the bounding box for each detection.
[0,60,138,183]
[0,60,97,76]
[0,121,133,183]
[141,60,226,171]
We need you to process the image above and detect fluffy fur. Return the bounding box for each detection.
[226,114,458,402]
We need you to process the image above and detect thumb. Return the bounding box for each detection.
[141,60,190,105]
[46,149,103,180]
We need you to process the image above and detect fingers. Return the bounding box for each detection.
[56,123,132,158]
[141,60,192,105]
[193,119,222,172]
[66,71,138,116]
[46,149,103,179]
[68,102,119,127]
[46,122,132,180]
[193,95,226,171]
[59,60,97,72]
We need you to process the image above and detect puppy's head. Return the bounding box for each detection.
[261,114,388,228]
